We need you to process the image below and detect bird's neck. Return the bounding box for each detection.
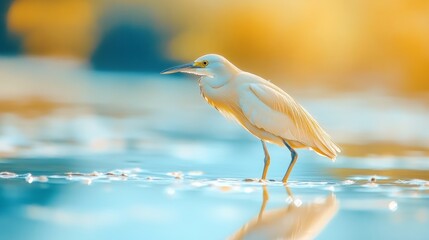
[199,68,239,89]
[199,76,226,89]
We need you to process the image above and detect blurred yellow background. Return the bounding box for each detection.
[1,0,429,159]
[4,0,429,95]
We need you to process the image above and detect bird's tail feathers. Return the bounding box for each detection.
[312,134,341,161]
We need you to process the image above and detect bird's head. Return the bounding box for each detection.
[161,54,239,78]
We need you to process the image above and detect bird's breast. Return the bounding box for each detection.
[199,81,229,109]
[199,80,242,119]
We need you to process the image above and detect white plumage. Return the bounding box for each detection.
[161,54,340,182]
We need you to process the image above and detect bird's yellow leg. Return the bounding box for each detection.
[282,140,298,183]
[285,185,294,199]
[260,140,270,181]
[257,185,269,222]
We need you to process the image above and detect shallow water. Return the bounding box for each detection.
[1,57,429,239]
[1,152,429,240]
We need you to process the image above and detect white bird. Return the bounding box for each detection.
[161,54,340,183]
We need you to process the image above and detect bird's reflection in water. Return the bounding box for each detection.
[229,186,339,240]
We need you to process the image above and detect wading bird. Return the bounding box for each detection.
[161,54,340,183]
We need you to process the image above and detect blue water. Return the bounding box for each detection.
[1,142,429,240]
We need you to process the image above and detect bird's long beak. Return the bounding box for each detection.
[161,62,198,75]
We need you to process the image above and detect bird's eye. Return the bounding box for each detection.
[202,61,209,66]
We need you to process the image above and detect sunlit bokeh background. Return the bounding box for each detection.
[4,0,429,91]
[1,1,429,239]
[2,0,429,156]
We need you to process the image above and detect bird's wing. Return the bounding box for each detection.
[238,81,340,159]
